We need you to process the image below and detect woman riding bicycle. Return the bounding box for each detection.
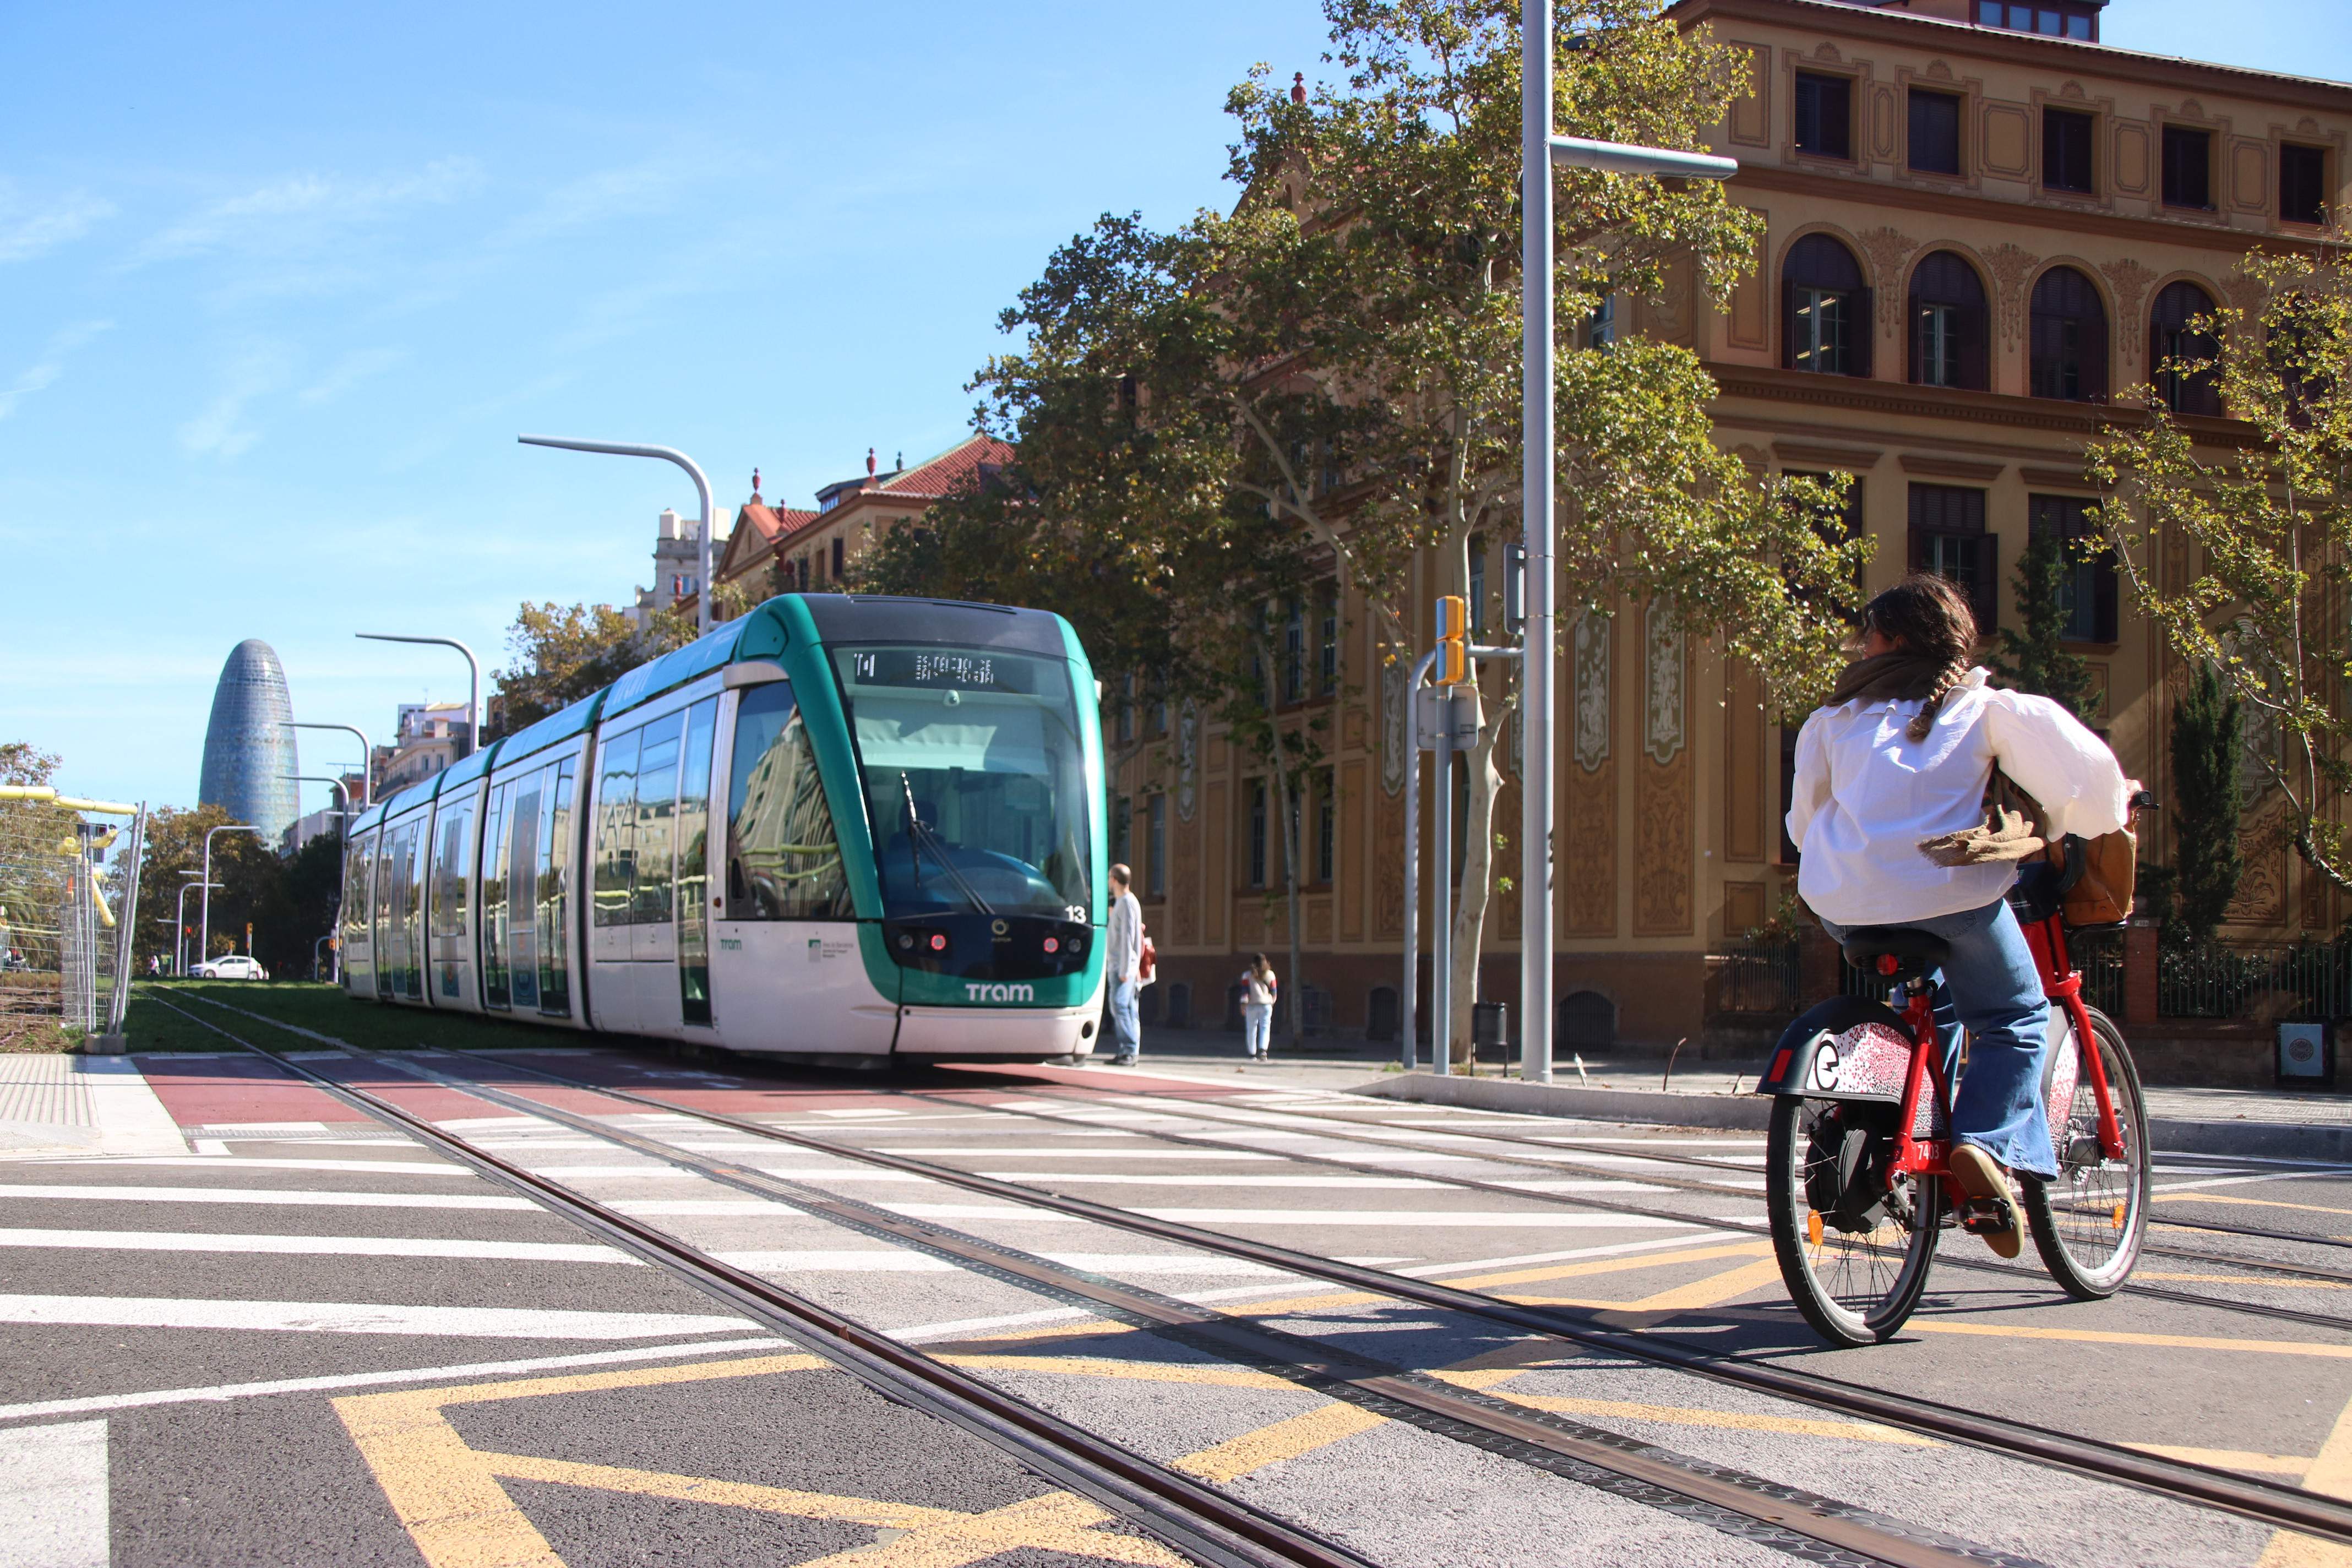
[1784,574,2131,1257]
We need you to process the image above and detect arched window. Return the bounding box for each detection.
[2029,265,2109,401]
[1782,235,1871,377]
[1907,251,1989,390]
[2149,280,2222,416]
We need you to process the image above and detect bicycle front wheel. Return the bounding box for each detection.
[2023,1004,2150,1298]
[1767,1095,1944,1347]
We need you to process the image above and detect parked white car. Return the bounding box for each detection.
[192,955,269,981]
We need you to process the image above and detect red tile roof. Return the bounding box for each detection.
[876,435,1014,500]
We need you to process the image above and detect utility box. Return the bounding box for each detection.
[2277,1021,2334,1086]
[1472,1001,1509,1050]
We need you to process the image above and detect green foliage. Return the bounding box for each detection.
[0,743,59,787]
[2086,231,2352,894]
[1991,532,2094,718]
[487,601,697,739]
[2169,662,2244,944]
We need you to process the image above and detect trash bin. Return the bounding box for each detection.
[2277,1021,2334,1086]
[1472,1001,1509,1051]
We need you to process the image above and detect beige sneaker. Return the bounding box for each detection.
[1949,1143,2023,1260]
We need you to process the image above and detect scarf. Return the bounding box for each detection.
[1824,652,1969,743]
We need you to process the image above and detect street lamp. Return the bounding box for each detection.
[1518,25,1736,1085]
[286,723,374,808]
[174,875,219,977]
[517,434,718,634]
[198,825,262,974]
[356,635,480,757]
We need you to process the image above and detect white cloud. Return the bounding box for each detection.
[297,346,409,405]
[491,156,696,249]
[130,157,485,266]
[0,320,115,421]
[178,343,296,459]
[0,186,115,263]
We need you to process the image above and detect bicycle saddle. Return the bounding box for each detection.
[1838,926,1949,981]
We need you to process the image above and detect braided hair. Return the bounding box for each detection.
[1861,574,1978,742]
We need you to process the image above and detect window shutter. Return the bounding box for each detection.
[1852,289,1875,377]
[1974,530,1999,635]
[1781,277,1798,369]
[1906,298,1920,384]
[2094,551,2120,643]
[1960,302,1989,391]
[2084,302,2111,401]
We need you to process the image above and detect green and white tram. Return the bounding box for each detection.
[338,595,1108,1062]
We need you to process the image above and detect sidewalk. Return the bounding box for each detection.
[0,1055,188,1160]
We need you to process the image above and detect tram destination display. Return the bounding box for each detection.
[844,647,1035,694]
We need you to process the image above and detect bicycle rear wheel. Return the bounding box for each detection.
[1767,1095,1944,1347]
[2023,1004,2150,1298]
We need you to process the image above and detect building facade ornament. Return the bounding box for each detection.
[1379,663,1406,796]
[2100,257,2159,362]
[1573,612,1612,775]
[1175,700,1200,821]
[1857,225,1919,334]
[1982,242,2042,348]
[1643,602,1687,766]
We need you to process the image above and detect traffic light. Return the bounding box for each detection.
[1435,595,1468,685]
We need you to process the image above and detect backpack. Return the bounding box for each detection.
[1991,769,2138,927]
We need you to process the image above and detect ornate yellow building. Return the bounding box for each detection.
[1117,0,2351,1052]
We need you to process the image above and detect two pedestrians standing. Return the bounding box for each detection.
[1104,864,1144,1066]
[1239,954,1278,1060]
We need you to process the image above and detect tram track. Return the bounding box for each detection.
[963,1080,2352,1315]
[894,1080,2352,1337]
[151,989,2352,1552]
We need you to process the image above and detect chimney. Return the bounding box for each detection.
[657,507,682,541]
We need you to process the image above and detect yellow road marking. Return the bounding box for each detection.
[1449,1242,1772,1291]
[1173,1403,1390,1482]
[2257,1385,2352,1566]
[334,1351,1188,1567]
[2159,1193,2352,1222]
[1908,1321,2352,1361]
[474,1451,960,1528]
[1615,1256,1789,1313]
[2125,1444,2311,1477]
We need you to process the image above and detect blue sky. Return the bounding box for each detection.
[1,1,2343,820]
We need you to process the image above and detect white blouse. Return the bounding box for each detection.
[1785,668,2130,928]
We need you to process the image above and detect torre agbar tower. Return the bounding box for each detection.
[198,639,299,846]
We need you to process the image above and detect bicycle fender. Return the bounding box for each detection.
[1754,996,1917,1103]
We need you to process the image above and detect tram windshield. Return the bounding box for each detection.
[830,645,1094,922]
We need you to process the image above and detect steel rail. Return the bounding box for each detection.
[138,994,1371,1568]
[358,1033,2352,1548]
[917,1082,2352,1337]
[350,1047,2027,1568]
[151,989,2352,1549]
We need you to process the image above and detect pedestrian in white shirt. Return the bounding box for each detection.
[1103,863,1144,1066]
[1785,574,2128,1257]
[1239,954,1278,1060]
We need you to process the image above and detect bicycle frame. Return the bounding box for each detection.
[1881,910,2126,1179]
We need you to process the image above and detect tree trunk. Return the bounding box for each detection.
[1449,710,1502,1069]
[1260,656,1307,1048]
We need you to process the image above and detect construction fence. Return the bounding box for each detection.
[0,786,146,1047]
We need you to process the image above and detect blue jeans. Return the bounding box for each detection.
[1243,1005,1272,1055]
[1110,978,1141,1060]
[1819,897,2057,1180]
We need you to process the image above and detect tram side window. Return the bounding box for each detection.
[481,781,511,1008]
[678,699,717,1023]
[593,728,641,930]
[726,684,850,919]
[432,803,472,999]
[508,781,542,1011]
[341,836,371,945]
[539,760,575,1012]
[634,711,684,929]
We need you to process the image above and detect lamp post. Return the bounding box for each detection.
[1518,20,1736,1085]
[198,825,261,974]
[174,875,219,977]
[517,435,718,634]
[286,723,374,808]
[356,635,480,756]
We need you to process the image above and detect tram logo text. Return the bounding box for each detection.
[965,982,1035,1003]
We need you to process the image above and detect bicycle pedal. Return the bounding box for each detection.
[1957,1196,2016,1234]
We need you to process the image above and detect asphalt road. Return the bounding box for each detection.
[7,989,2351,1567]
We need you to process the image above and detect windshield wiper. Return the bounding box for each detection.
[901,772,993,916]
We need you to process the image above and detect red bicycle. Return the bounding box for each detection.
[1757,835,2153,1347]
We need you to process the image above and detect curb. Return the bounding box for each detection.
[1352,1071,2352,1162]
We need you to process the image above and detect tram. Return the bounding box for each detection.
[337,595,1108,1063]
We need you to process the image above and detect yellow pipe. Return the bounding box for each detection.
[0,786,139,814]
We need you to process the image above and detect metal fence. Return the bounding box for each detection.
[2159,941,2352,1021]
[1714,939,1804,1015]
[0,787,145,1046]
